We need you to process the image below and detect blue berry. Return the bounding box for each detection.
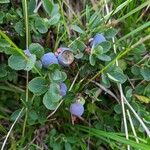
[41,52,58,68]
[57,48,74,67]
[70,102,84,117]
[24,49,31,57]
[59,83,67,96]
[90,33,106,47]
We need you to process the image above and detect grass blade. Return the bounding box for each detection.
[78,126,150,150]
[117,1,150,23]
[118,21,150,42]
[104,0,133,20]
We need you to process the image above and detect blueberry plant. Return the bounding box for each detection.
[0,0,150,149]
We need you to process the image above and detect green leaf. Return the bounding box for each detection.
[0,47,18,55]
[101,73,111,88]
[100,41,111,53]
[28,77,48,95]
[28,110,38,121]
[132,44,146,54]
[131,66,140,76]
[47,83,62,102]
[114,104,122,114]
[43,96,58,110]
[36,106,48,124]
[43,83,62,110]
[134,94,150,103]
[14,21,24,36]
[24,54,36,71]
[35,17,48,33]
[29,43,44,58]
[89,54,96,66]
[50,69,67,83]
[28,0,37,15]
[52,143,61,150]
[16,9,22,18]
[8,55,27,70]
[0,39,10,47]
[42,0,53,16]
[51,4,59,16]
[70,25,85,34]
[118,59,127,71]
[65,143,72,150]
[8,53,36,71]
[104,28,118,39]
[70,40,86,52]
[98,54,111,61]
[74,52,83,59]
[48,13,60,26]
[107,73,119,82]
[126,89,133,98]
[0,64,7,78]
[93,45,103,57]
[107,67,127,84]
[140,67,150,81]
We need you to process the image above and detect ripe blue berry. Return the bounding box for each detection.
[41,52,58,68]
[59,83,67,96]
[70,102,84,117]
[24,49,31,57]
[57,48,74,66]
[90,33,106,47]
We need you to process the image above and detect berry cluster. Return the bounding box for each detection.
[24,33,106,120]
[41,47,74,68]
[24,47,74,68]
[40,48,73,98]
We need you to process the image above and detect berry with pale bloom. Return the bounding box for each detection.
[41,52,58,68]
[56,47,74,66]
[90,33,106,47]
[70,102,84,117]
[59,83,67,96]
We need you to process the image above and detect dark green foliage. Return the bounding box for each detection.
[0,0,150,150]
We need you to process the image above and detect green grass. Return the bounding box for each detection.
[0,0,150,149]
